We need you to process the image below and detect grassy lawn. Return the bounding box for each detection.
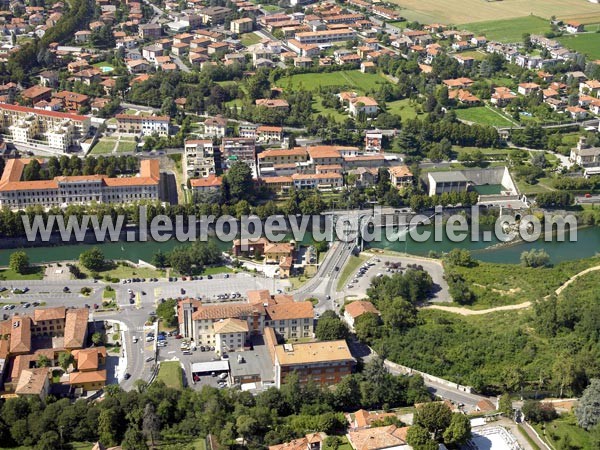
[0,443,94,450]
[156,361,183,390]
[532,414,592,450]
[202,266,233,275]
[80,263,165,281]
[455,106,516,127]
[454,50,486,61]
[103,287,116,300]
[515,177,555,195]
[312,96,348,122]
[116,140,138,153]
[90,138,117,154]
[0,266,44,280]
[323,436,353,450]
[277,70,390,93]
[453,146,511,160]
[386,99,419,121]
[240,32,262,47]
[337,254,369,291]
[387,20,407,29]
[463,16,551,42]
[558,32,600,60]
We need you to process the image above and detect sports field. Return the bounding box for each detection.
[277,70,389,93]
[558,32,600,60]
[388,0,600,25]
[464,16,550,43]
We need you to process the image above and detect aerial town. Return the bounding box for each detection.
[0,0,599,448]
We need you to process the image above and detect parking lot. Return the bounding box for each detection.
[343,253,450,303]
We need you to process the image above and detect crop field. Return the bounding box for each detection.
[387,0,600,25]
[558,32,600,60]
[464,16,551,43]
[276,70,390,93]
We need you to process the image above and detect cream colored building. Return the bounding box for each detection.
[214,318,249,353]
[185,139,216,178]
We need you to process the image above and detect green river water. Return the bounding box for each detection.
[0,226,598,266]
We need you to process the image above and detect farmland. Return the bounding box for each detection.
[464,16,551,43]
[455,106,516,127]
[276,70,390,93]
[387,0,600,25]
[558,32,600,60]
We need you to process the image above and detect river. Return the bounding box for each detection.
[0,226,598,266]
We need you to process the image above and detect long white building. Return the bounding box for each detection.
[0,159,161,209]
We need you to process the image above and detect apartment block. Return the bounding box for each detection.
[0,103,90,151]
[115,114,170,136]
[294,28,356,45]
[0,159,161,209]
[221,137,256,167]
[185,139,217,178]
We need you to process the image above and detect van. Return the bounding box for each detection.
[218,373,228,380]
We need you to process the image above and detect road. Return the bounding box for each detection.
[171,54,190,73]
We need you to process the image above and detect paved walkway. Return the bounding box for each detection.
[426,265,600,316]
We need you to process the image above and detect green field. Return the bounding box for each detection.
[312,97,348,122]
[116,140,137,153]
[455,106,516,127]
[90,138,117,154]
[532,414,592,450]
[156,361,184,390]
[277,70,390,93]
[386,99,419,121]
[464,16,551,43]
[454,50,486,61]
[558,32,600,60]
[240,32,261,47]
[0,266,44,280]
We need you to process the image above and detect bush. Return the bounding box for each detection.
[520,249,550,268]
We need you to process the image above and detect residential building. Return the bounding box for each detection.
[291,172,343,190]
[570,136,600,167]
[365,130,383,152]
[0,159,161,209]
[257,125,283,142]
[348,96,379,116]
[14,368,50,400]
[203,115,228,138]
[231,17,253,33]
[221,138,256,167]
[255,98,289,111]
[343,301,379,329]
[138,23,162,39]
[20,85,52,104]
[346,425,409,450]
[0,103,90,151]
[190,174,223,199]
[294,28,356,45]
[199,6,232,25]
[518,82,540,96]
[115,114,170,136]
[257,148,308,176]
[185,139,216,178]
[269,433,327,450]
[268,331,355,388]
[69,347,107,391]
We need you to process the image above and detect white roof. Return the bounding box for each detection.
[191,360,229,373]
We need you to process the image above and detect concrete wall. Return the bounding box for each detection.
[382,358,473,394]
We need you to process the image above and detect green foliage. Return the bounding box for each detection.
[167,241,222,275]
[443,413,471,445]
[522,401,558,423]
[535,192,573,208]
[91,332,105,346]
[9,251,29,275]
[499,394,513,417]
[353,312,382,343]
[520,249,550,268]
[576,379,600,430]
[79,247,106,272]
[156,299,178,327]
[444,249,476,267]
[414,402,452,440]
[315,311,349,341]
[406,425,438,450]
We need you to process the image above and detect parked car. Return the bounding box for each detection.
[123,373,131,380]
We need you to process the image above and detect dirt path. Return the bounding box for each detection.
[426,265,600,316]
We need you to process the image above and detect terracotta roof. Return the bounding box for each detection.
[258,148,307,159]
[247,289,271,305]
[264,242,294,254]
[0,102,88,121]
[307,146,342,159]
[72,347,106,371]
[69,369,107,385]
[192,303,263,321]
[347,425,409,450]
[353,409,397,428]
[257,125,283,132]
[21,85,52,99]
[255,98,289,108]
[64,308,89,349]
[266,301,313,321]
[274,340,353,366]
[9,316,32,354]
[345,300,379,318]
[15,368,48,396]
[33,307,66,322]
[213,317,249,334]
[190,175,222,188]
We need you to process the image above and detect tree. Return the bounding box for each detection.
[354,312,381,342]
[576,379,600,430]
[98,408,119,447]
[122,426,148,450]
[498,394,513,417]
[520,249,550,268]
[37,355,51,368]
[34,431,60,450]
[315,311,349,341]
[413,402,452,440]
[156,299,177,327]
[142,403,160,446]
[522,400,557,423]
[58,352,74,371]
[91,332,104,346]
[443,413,471,446]
[79,247,106,272]
[406,425,437,450]
[445,249,475,267]
[9,251,29,274]
[223,161,254,203]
